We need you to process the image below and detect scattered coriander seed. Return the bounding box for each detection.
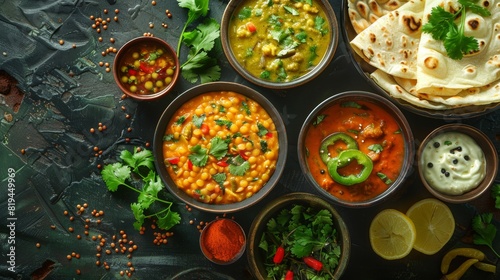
[152,0,156,5]
[103,9,108,14]
[98,37,103,42]
[114,9,119,14]
[76,269,81,275]
[90,128,95,133]
[109,38,115,43]
[63,210,68,215]
[36,243,41,248]
[59,39,64,45]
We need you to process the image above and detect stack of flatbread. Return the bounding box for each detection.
[348,0,500,110]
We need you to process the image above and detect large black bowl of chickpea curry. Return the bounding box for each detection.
[153,82,287,213]
[221,0,339,89]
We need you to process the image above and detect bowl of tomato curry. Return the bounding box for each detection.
[153,82,287,213]
[113,36,179,101]
[298,91,414,207]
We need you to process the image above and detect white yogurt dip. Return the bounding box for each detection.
[420,131,486,195]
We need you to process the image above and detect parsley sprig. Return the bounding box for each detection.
[422,0,491,60]
[177,0,221,83]
[101,148,181,231]
[472,213,500,258]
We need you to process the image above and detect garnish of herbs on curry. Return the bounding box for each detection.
[420,131,486,195]
[304,100,405,202]
[228,0,331,82]
[162,91,279,204]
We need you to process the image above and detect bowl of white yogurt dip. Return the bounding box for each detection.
[417,124,498,204]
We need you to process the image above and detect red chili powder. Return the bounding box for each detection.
[202,219,245,262]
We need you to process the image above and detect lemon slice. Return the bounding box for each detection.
[406,198,455,255]
[369,209,416,260]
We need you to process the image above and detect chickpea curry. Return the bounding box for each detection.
[162,91,279,204]
[228,0,331,82]
[304,100,405,202]
[117,42,176,95]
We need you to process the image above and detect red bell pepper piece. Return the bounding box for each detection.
[187,160,193,170]
[239,150,249,161]
[273,246,285,264]
[265,132,273,139]
[139,62,152,74]
[303,256,323,271]
[201,123,210,135]
[128,69,137,76]
[246,22,257,33]
[166,157,180,165]
[216,160,229,167]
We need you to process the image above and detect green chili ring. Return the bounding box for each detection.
[327,149,373,186]
[319,132,358,164]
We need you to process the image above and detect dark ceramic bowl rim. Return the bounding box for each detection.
[339,0,500,119]
[247,192,351,279]
[297,91,415,208]
[221,0,339,89]
[153,82,288,213]
[112,36,180,101]
[417,124,498,203]
[199,218,247,265]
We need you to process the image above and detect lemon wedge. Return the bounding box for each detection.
[406,198,455,255]
[369,209,416,260]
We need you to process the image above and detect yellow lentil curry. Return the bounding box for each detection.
[162,91,279,204]
[228,0,331,82]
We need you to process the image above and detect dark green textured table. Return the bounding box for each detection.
[1,0,499,279]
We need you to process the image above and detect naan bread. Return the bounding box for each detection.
[348,0,409,34]
[415,0,500,96]
[372,69,500,108]
[350,0,424,80]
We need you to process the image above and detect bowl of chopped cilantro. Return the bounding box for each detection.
[247,192,350,279]
[221,0,339,89]
[153,81,287,213]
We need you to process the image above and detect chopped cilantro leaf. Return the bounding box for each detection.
[209,136,229,160]
[257,122,269,137]
[192,114,206,128]
[188,145,208,167]
[215,119,232,129]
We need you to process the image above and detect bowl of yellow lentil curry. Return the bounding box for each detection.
[113,36,180,101]
[221,0,339,89]
[153,82,287,213]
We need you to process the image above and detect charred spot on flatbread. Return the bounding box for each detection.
[402,14,421,33]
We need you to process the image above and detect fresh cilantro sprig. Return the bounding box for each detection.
[177,0,221,83]
[101,148,181,231]
[491,184,500,209]
[422,0,491,60]
[472,213,500,258]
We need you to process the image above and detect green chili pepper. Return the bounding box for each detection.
[319,132,358,164]
[327,149,373,186]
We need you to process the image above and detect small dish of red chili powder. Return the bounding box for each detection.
[200,218,246,264]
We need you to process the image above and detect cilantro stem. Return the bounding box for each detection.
[145,206,172,219]
[118,182,173,206]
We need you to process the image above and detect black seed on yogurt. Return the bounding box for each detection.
[433,142,440,148]
[441,168,446,174]
[453,159,458,164]
[464,155,470,161]
[427,162,434,168]
[445,172,450,177]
